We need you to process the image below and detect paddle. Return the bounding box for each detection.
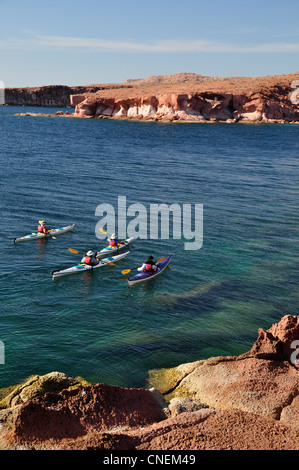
[47,230,56,240]
[99,227,108,236]
[31,231,56,239]
[121,258,166,275]
[68,248,116,266]
[69,248,81,254]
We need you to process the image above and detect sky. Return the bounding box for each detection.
[1,0,299,87]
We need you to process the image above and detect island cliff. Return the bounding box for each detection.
[1,315,299,450]
[4,83,131,107]
[9,72,299,123]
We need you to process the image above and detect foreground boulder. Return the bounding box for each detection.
[148,315,299,425]
[0,383,168,449]
[149,357,299,420]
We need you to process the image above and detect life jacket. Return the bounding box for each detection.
[38,225,46,233]
[110,239,118,247]
[144,263,156,272]
[84,256,92,264]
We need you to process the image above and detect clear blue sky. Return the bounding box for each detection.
[1,0,299,87]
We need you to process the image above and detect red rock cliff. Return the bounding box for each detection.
[8,72,299,123]
[4,84,131,107]
[71,72,299,123]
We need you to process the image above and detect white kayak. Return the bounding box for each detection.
[52,251,130,279]
[96,237,134,259]
[14,224,75,243]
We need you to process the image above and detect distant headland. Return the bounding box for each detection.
[5,71,299,123]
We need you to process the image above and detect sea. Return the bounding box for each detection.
[0,106,298,390]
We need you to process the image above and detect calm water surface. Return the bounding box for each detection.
[0,106,298,388]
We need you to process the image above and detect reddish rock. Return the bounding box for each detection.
[70,94,86,107]
[148,316,299,423]
[8,383,167,445]
[247,315,299,365]
[11,72,299,123]
[71,72,299,123]
[133,409,299,450]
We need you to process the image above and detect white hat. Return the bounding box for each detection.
[87,250,93,256]
[111,234,117,239]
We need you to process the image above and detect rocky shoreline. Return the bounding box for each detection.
[7,71,299,123]
[1,314,299,450]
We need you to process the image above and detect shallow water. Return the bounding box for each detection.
[0,107,298,388]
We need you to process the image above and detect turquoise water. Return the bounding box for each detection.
[0,106,298,389]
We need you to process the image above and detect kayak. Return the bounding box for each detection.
[128,255,172,287]
[52,251,130,279]
[14,224,75,243]
[96,237,134,259]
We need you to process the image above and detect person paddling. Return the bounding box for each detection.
[137,255,158,273]
[37,220,48,234]
[108,233,119,248]
[82,251,99,267]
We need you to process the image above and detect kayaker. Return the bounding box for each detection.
[82,251,99,266]
[37,220,48,234]
[108,233,119,248]
[137,255,158,273]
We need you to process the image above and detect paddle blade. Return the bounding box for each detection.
[69,248,79,254]
[99,228,108,235]
[121,269,132,275]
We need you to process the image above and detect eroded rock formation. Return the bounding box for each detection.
[4,84,131,107]
[7,72,299,123]
[71,72,299,123]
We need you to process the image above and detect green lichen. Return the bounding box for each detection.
[0,372,90,409]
